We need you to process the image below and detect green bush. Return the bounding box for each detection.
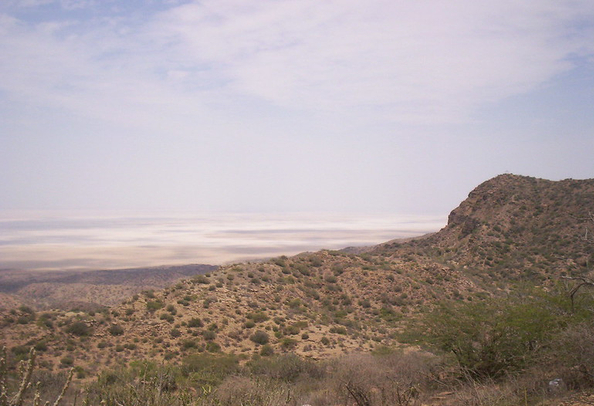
[248,353,319,382]
[11,345,30,360]
[31,340,47,352]
[86,362,179,404]
[146,300,164,312]
[280,338,298,350]
[250,331,270,345]
[60,356,74,366]
[193,275,210,284]
[324,275,338,283]
[37,313,54,329]
[160,313,175,323]
[260,344,274,356]
[182,353,238,385]
[203,297,217,308]
[18,305,36,315]
[108,324,124,336]
[406,288,581,379]
[182,339,198,349]
[329,326,347,335]
[65,321,92,337]
[187,317,203,328]
[247,312,269,323]
[287,299,301,309]
[74,366,87,379]
[17,314,35,324]
[206,342,221,353]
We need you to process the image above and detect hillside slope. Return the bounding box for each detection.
[376,174,594,285]
[1,174,593,378]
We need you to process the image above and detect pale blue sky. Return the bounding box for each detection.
[1,0,593,216]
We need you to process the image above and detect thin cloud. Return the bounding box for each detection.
[1,0,593,128]
[151,0,594,121]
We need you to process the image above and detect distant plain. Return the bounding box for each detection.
[0,211,445,271]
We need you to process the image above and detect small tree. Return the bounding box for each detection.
[413,290,571,379]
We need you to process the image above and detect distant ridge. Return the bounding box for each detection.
[0,264,217,309]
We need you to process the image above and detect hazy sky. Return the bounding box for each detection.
[1,0,593,216]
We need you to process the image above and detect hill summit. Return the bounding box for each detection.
[377,174,594,283]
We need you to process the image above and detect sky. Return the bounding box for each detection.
[1,0,594,216]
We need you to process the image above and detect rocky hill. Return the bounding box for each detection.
[376,174,594,286]
[1,174,593,385]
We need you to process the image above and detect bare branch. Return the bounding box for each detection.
[52,368,74,406]
[12,348,36,406]
[561,276,594,312]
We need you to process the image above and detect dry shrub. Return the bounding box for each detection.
[248,353,322,383]
[29,369,77,404]
[441,379,521,406]
[314,350,438,406]
[550,322,594,389]
[432,364,563,406]
[209,376,294,406]
[0,347,74,406]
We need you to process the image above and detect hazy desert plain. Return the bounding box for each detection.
[0,211,445,271]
